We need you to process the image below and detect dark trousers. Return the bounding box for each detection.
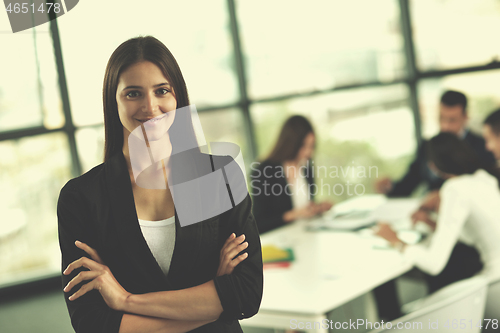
[373,242,483,321]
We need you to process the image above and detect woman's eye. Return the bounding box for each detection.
[157,88,170,95]
[126,91,140,98]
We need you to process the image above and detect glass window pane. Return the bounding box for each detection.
[198,108,250,170]
[76,126,105,174]
[237,0,406,99]
[418,70,500,139]
[251,85,416,201]
[0,133,72,287]
[0,25,64,131]
[411,0,500,71]
[58,0,238,126]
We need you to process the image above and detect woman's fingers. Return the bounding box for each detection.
[220,233,237,255]
[225,252,248,274]
[63,256,102,276]
[221,234,246,258]
[222,233,236,248]
[224,241,248,262]
[217,233,249,276]
[230,252,248,267]
[64,270,101,293]
[75,240,105,265]
[221,234,245,255]
[68,280,96,301]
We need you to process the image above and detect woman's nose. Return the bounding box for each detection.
[142,94,158,114]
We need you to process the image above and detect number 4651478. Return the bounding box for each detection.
[5,2,61,14]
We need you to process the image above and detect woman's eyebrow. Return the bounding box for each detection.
[122,82,171,90]
[154,82,171,88]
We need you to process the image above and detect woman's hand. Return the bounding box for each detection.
[411,209,437,231]
[217,233,248,277]
[374,222,400,246]
[419,190,440,212]
[317,201,333,213]
[63,240,131,311]
[375,177,393,194]
[283,202,320,222]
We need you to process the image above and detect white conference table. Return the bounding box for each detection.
[242,197,420,332]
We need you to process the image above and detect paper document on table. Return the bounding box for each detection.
[308,195,387,231]
[323,194,387,218]
[308,196,421,231]
[308,213,377,231]
[371,198,420,222]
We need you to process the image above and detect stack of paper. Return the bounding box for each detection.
[261,244,294,269]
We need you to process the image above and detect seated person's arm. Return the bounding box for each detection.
[405,184,470,275]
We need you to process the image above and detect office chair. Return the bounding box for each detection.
[369,276,488,333]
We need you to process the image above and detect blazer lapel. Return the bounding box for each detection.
[105,152,173,291]
[105,150,208,291]
[166,149,205,287]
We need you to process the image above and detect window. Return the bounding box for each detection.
[251,85,415,201]
[411,0,500,71]
[198,108,250,168]
[57,0,238,126]
[237,0,406,99]
[0,133,72,287]
[2,0,500,290]
[0,25,63,131]
[76,126,105,173]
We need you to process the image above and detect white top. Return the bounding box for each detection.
[405,169,500,281]
[290,173,310,209]
[138,216,176,277]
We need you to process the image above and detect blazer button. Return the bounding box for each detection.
[241,312,244,316]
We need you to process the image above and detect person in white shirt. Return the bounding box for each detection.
[376,132,500,293]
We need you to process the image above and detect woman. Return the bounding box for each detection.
[58,36,263,333]
[376,132,500,290]
[250,115,332,234]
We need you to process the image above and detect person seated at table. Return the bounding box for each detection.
[375,90,496,198]
[483,108,500,163]
[414,107,500,219]
[250,115,332,234]
[376,132,500,295]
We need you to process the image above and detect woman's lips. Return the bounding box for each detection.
[137,113,168,123]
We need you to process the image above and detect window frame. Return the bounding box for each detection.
[1,0,500,295]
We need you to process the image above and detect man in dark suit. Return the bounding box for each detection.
[375,90,496,197]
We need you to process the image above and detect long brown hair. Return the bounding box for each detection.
[266,115,315,163]
[103,36,197,162]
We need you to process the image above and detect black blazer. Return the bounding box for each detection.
[250,160,314,234]
[57,151,263,333]
[389,130,496,197]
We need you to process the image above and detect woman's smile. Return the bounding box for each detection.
[116,61,178,137]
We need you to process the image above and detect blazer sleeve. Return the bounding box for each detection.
[57,180,124,333]
[250,164,288,233]
[388,144,425,197]
[212,159,263,322]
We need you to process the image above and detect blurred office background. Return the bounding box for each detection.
[1,0,500,332]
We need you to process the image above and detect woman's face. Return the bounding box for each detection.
[296,132,315,163]
[116,61,177,141]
